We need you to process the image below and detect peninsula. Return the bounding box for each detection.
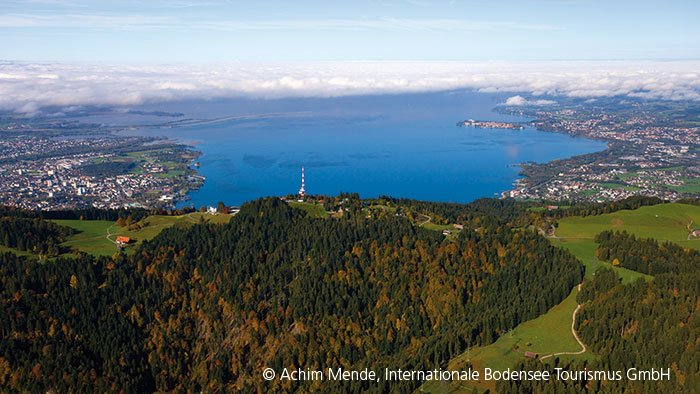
[457,118,525,130]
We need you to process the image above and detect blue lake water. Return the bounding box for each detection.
[119,90,606,207]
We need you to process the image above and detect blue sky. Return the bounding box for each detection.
[1,0,698,62]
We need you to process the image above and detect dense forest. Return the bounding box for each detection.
[0,204,150,222]
[595,230,700,275]
[0,197,583,392]
[498,232,700,393]
[0,216,75,256]
[547,196,665,218]
[1,196,697,393]
[370,196,537,225]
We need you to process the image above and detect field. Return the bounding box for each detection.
[598,182,640,191]
[421,222,454,232]
[0,245,33,257]
[421,203,694,393]
[54,212,232,256]
[423,288,593,393]
[288,201,329,218]
[552,240,650,284]
[554,203,700,250]
[670,178,700,194]
[52,219,118,256]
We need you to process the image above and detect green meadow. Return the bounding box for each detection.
[53,212,232,256]
[288,201,329,218]
[555,203,700,250]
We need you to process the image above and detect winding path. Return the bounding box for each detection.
[105,224,117,244]
[539,285,586,361]
[416,213,432,227]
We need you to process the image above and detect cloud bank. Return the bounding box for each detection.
[0,14,562,32]
[503,95,556,106]
[1,61,699,113]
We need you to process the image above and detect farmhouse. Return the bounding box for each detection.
[115,236,132,245]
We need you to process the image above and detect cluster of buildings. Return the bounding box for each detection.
[0,136,201,210]
[503,103,700,202]
[532,110,699,146]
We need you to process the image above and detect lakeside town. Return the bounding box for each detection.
[0,132,203,210]
[499,97,700,202]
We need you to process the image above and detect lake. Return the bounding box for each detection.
[118,90,606,207]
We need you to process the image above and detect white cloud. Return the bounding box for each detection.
[503,95,556,106]
[0,61,699,113]
[0,13,561,32]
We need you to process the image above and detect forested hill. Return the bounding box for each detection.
[0,197,583,392]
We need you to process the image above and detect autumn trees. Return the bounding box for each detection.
[0,197,585,392]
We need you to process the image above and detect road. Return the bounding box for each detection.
[540,284,587,361]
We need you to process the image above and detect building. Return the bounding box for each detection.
[115,236,132,245]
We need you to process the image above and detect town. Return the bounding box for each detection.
[0,134,203,210]
[499,97,700,202]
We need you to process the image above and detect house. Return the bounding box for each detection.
[442,230,452,236]
[524,351,539,359]
[453,224,464,230]
[115,236,132,245]
[692,229,700,238]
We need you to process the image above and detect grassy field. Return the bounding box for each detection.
[598,182,640,191]
[422,289,595,393]
[54,212,232,256]
[0,244,33,257]
[53,219,118,256]
[421,222,454,232]
[555,203,700,250]
[552,240,651,284]
[421,203,693,393]
[670,178,700,194]
[288,201,329,218]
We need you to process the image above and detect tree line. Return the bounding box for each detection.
[595,230,700,275]
[0,217,75,256]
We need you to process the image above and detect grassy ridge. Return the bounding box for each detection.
[53,212,232,256]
